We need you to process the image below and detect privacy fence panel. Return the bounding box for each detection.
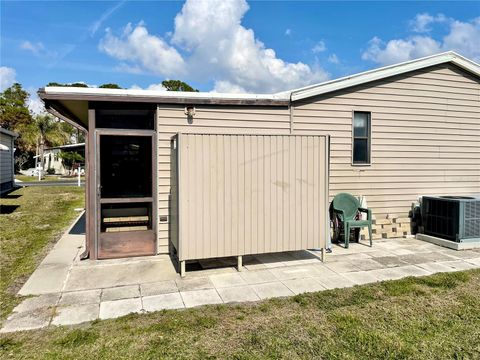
[171,133,329,262]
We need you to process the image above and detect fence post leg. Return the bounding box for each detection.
[180,260,186,278]
[321,248,326,262]
[237,256,243,272]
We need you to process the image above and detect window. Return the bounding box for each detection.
[352,111,371,165]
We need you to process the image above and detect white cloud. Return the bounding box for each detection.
[212,80,247,93]
[0,67,16,91]
[312,41,326,53]
[130,83,167,91]
[27,90,46,115]
[100,0,329,93]
[285,28,292,36]
[99,22,186,77]
[363,15,480,65]
[410,13,447,33]
[328,54,339,64]
[20,40,58,59]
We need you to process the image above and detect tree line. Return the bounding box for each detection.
[0,79,197,173]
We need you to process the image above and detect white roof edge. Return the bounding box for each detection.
[0,127,19,138]
[41,51,479,104]
[290,51,480,101]
[42,86,290,101]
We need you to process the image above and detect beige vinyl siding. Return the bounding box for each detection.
[157,105,291,253]
[293,64,480,218]
[0,132,14,186]
[171,133,328,261]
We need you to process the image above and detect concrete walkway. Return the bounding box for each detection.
[2,225,479,332]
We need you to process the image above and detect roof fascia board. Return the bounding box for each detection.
[291,53,480,101]
[39,88,290,106]
[0,128,19,138]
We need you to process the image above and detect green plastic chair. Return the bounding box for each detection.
[332,193,372,248]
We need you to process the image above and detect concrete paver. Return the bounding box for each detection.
[143,293,185,312]
[440,260,477,271]
[209,273,247,288]
[141,280,178,296]
[373,256,408,268]
[239,269,277,284]
[59,289,101,306]
[343,271,380,285]
[282,278,325,294]
[314,274,356,290]
[13,293,60,313]
[217,285,260,303]
[251,282,294,299]
[180,289,223,308]
[176,277,214,291]
[1,308,53,333]
[102,285,140,301]
[52,304,99,326]
[416,262,457,273]
[99,298,143,320]
[269,265,321,280]
[18,265,70,295]
[324,261,360,273]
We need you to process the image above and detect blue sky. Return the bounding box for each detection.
[1,1,479,111]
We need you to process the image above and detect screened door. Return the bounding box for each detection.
[96,132,156,258]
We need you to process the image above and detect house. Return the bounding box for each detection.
[41,143,85,175]
[0,127,18,194]
[38,51,480,268]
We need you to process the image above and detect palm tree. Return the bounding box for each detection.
[23,114,72,178]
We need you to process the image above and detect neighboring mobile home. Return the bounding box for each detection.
[41,143,85,175]
[0,127,18,194]
[38,51,480,266]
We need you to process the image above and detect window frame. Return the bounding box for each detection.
[351,111,372,166]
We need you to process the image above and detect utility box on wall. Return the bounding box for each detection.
[170,133,330,264]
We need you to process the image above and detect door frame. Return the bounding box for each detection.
[94,128,157,259]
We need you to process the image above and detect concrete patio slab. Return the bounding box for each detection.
[18,265,70,295]
[101,285,140,301]
[209,273,247,288]
[141,280,178,296]
[466,257,480,266]
[373,256,408,268]
[176,277,214,292]
[343,271,380,285]
[180,289,223,308]
[13,293,60,313]
[251,282,294,299]
[282,277,325,294]
[440,260,477,271]
[65,259,177,292]
[143,293,185,312]
[239,269,277,284]
[269,265,321,280]
[1,308,53,333]
[52,304,99,326]
[217,285,260,303]
[314,274,355,290]
[353,258,385,271]
[99,298,142,320]
[59,289,101,306]
[416,262,457,273]
[324,260,360,273]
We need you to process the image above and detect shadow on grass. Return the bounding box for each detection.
[0,205,20,214]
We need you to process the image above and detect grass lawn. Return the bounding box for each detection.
[0,186,84,320]
[0,271,478,359]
